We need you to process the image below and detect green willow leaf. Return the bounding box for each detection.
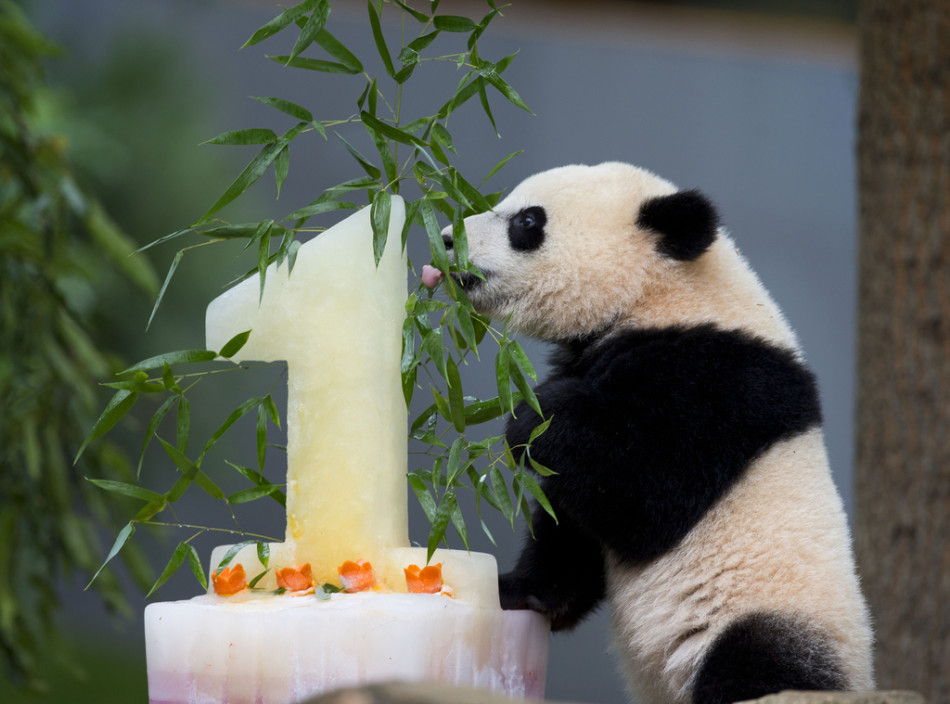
[86,522,135,589]
[122,349,217,374]
[74,389,138,463]
[288,0,331,61]
[201,128,278,146]
[242,0,320,48]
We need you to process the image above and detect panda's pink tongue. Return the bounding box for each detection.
[421,264,443,289]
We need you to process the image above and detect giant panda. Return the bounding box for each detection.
[427,162,873,704]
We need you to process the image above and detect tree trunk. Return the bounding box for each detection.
[855,1,950,700]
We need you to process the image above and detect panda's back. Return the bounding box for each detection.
[606,427,873,704]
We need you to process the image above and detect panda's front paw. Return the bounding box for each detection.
[500,572,574,632]
[499,571,532,611]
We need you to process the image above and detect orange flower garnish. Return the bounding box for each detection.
[338,559,376,593]
[213,563,247,596]
[404,563,443,594]
[276,563,314,593]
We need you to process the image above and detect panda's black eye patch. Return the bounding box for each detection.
[508,206,547,252]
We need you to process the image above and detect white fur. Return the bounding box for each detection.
[455,162,873,702]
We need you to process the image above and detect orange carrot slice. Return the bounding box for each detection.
[404,563,443,594]
[338,559,376,592]
[276,563,313,593]
[213,564,247,596]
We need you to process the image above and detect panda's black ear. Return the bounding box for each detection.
[637,189,719,261]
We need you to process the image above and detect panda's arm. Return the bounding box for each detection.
[506,327,822,564]
[499,504,606,631]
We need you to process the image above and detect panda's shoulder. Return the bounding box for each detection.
[555,324,820,418]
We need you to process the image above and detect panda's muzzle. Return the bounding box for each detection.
[450,271,484,291]
[441,231,486,292]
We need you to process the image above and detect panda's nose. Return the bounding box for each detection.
[442,233,453,250]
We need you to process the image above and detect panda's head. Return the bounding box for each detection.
[441,162,720,342]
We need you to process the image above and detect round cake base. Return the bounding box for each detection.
[145,592,550,704]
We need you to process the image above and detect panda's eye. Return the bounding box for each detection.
[508,206,547,252]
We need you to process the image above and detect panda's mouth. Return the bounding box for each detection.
[450,270,486,291]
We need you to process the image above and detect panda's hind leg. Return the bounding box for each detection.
[690,612,848,704]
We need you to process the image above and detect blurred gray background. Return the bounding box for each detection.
[19,1,857,702]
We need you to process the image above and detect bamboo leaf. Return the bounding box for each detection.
[267,54,353,74]
[146,542,189,597]
[229,485,281,505]
[219,330,252,359]
[85,479,164,504]
[433,15,475,32]
[186,544,207,590]
[252,96,314,122]
[427,491,457,562]
[274,145,290,198]
[367,0,395,78]
[288,0,330,61]
[256,403,268,472]
[215,540,257,574]
[446,356,465,433]
[201,128,278,146]
[122,349,217,374]
[518,471,557,522]
[333,131,381,180]
[242,0,320,48]
[74,389,138,463]
[146,249,183,331]
[199,397,263,462]
[86,522,135,589]
[408,473,437,524]
[198,143,282,223]
[370,190,391,266]
[314,29,363,72]
[138,395,177,476]
[176,396,191,454]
